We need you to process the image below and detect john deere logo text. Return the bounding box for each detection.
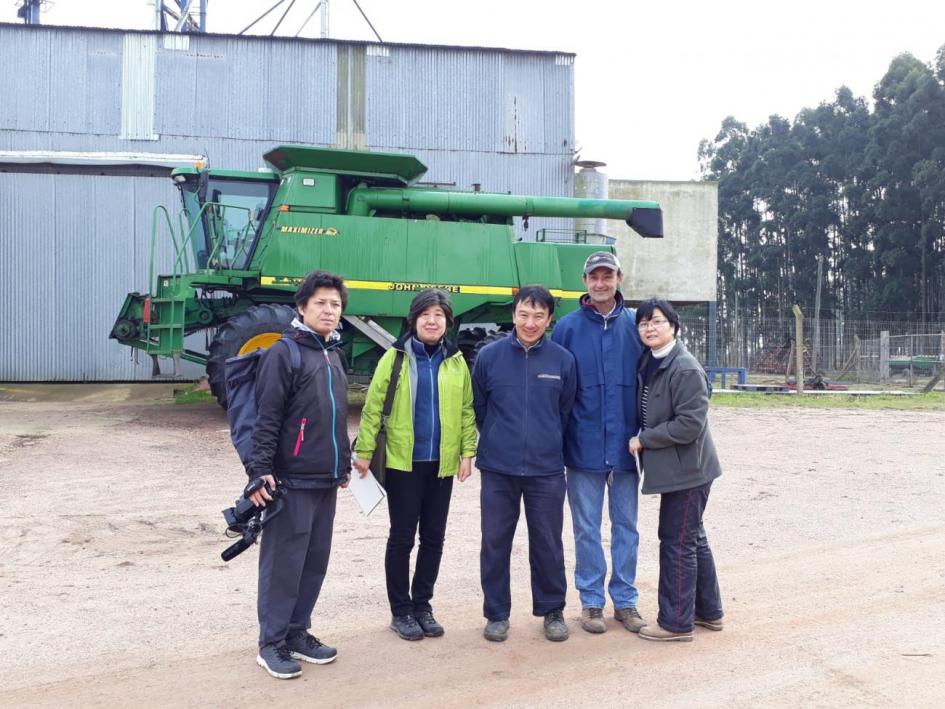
[279,226,339,236]
[389,282,461,293]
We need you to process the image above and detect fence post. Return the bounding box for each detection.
[880,330,890,383]
[908,334,914,387]
[813,254,823,373]
[793,305,804,393]
[854,334,861,382]
[835,307,844,373]
[939,331,945,392]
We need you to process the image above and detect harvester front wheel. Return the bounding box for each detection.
[465,329,506,370]
[206,303,296,408]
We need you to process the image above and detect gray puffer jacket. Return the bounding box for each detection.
[636,340,721,495]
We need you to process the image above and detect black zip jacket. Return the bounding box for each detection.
[247,327,350,482]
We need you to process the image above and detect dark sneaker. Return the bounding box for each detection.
[415,611,445,637]
[483,619,509,642]
[694,615,724,631]
[543,610,569,642]
[286,631,338,664]
[580,607,607,634]
[638,624,693,642]
[256,643,302,679]
[614,606,646,633]
[390,614,424,641]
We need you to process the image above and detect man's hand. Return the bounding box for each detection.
[628,437,643,455]
[249,474,276,507]
[352,457,371,478]
[458,457,473,482]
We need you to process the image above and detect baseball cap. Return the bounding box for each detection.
[583,251,621,275]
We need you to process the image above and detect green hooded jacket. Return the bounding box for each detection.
[354,334,477,476]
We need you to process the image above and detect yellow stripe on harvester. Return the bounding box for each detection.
[457,285,514,296]
[344,280,394,291]
[261,276,583,299]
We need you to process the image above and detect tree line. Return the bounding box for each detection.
[699,46,945,324]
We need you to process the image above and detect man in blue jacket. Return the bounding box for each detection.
[551,251,647,635]
[472,285,577,643]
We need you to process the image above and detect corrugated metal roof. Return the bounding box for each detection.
[0,21,576,58]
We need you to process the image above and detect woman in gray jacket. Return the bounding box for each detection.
[629,298,723,642]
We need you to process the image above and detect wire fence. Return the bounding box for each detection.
[675,306,945,388]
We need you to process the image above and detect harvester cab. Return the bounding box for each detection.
[110,145,662,407]
[172,167,278,270]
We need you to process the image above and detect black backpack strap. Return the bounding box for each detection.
[379,349,405,433]
[277,337,304,403]
[283,336,302,373]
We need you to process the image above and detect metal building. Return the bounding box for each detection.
[0,23,576,381]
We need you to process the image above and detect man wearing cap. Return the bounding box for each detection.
[551,251,646,635]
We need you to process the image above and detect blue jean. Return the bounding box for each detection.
[566,469,640,609]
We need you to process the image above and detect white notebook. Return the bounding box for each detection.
[347,469,387,516]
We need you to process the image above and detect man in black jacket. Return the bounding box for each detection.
[472,285,577,643]
[248,270,351,679]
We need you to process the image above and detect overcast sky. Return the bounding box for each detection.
[4,0,945,180]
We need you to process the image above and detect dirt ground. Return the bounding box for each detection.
[1,386,944,707]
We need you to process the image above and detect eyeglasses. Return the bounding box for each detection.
[637,318,670,330]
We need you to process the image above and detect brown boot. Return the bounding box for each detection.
[614,606,646,633]
[694,615,724,631]
[580,607,607,634]
[638,624,693,642]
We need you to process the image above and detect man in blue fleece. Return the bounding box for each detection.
[472,285,577,643]
[551,251,647,635]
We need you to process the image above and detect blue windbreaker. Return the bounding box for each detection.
[472,333,577,476]
[551,293,643,474]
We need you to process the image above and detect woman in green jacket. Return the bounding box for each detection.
[353,289,477,641]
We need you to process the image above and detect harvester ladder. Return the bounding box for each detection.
[143,206,194,369]
[144,295,187,353]
[142,202,254,372]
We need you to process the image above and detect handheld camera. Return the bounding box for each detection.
[220,478,285,562]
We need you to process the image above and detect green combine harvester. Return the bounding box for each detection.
[110,145,663,406]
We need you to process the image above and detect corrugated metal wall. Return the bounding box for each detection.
[0,24,575,381]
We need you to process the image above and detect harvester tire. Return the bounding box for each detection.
[206,303,296,408]
[457,327,488,369]
[467,330,507,370]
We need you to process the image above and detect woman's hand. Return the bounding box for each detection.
[458,457,473,482]
[352,457,371,478]
[628,437,643,455]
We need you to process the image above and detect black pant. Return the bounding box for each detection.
[480,470,567,621]
[385,461,454,616]
[257,485,337,648]
[657,481,723,633]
